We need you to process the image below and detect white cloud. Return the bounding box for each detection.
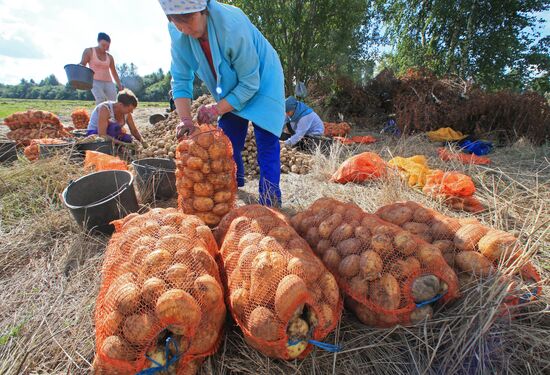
[0,0,171,84]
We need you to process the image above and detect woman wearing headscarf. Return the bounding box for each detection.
[79,32,124,104]
[159,0,285,207]
[282,96,324,147]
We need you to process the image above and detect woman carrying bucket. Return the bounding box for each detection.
[160,0,285,207]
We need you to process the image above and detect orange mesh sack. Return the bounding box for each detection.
[3,110,62,130]
[291,198,460,327]
[217,205,342,360]
[422,170,484,213]
[175,125,237,228]
[324,122,351,137]
[376,202,542,302]
[84,150,128,172]
[93,208,226,375]
[23,138,67,161]
[331,152,387,184]
[71,108,90,129]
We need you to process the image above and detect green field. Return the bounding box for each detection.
[0,98,166,119]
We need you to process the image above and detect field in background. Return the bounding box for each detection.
[0,98,167,119]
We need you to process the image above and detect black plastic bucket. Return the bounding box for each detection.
[64,64,94,90]
[132,158,177,202]
[76,141,115,157]
[62,170,139,233]
[0,141,17,164]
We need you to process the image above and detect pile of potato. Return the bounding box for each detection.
[175,126,236,227]
[3,110,72,144]
[324,122,351,137]
[376,201,542,293]
[93,208,225,375]
[71,108,90,129]
[242,126,313,177]
[23,138,67,161]
[216,205,342,360]
[291,198,460,327]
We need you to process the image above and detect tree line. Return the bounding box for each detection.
[1,0,548,102]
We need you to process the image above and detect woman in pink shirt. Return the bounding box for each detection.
[79,33,124,104]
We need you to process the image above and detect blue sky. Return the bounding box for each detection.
[0,1,548,85]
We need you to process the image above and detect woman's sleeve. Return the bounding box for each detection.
[169,23,194,99]
[285,117,313,146]
[223,27,260,111]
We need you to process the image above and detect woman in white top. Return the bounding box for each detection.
[79,32,124,104]
[87,89,144,145]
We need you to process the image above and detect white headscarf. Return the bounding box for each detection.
[158,0,208,15]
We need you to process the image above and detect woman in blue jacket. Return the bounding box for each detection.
[159,0,285,207]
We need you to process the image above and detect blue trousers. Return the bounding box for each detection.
[218,113,281,207]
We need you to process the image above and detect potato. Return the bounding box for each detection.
[402,222,430,235]
[433,240,454,253]
[354,226,371,244]
[412,206,434,223]
[370,274,400,310]
[102,311,124,337]
[183,167,204,183]
[186,156,204,170]
[268,226,295,244]
[430,218,460,239]
[141,277,167,306]
[349,276,369,299]
[211,159,224,173]
[223,158,234,172]
[344,207,364,223]
[330,224,354,243]
[418,245,444,267]
[339,254,360,278]
[275,275,308,320]
[238,233,263,252]
[191,246,218,275]
[287,340,308,359]
[178,175,195,189]
[110,283,141,315]
[287,317,309,340]
[287,257,322,283]
[371,234,393,254]
[101,336,134,361]
[214,191,232,203]
[250,251,287,304]
[478,230,519,262]
[455,252,493,276]
[144,249,172,276]
[454,224,490,252]
[298,215,317,234]
[410,305,433,324]
[443,252,456,268]
[248,307,280,342]
[193,182,214,197]
[230,288,249,321]
[123,313,156,344]
[360,251,383,281]
[212,203,230,217]
[390,257,421,280]
[379,205,413,225]
[373,225,399,237]
[189,142,209,160]
[193,197,215,212]
[196,132,215,149]
[195,212,221,227]
[194,275,223,308]
[316,239,332,256]
[319,213,343,239]
[158,226,178,237]
[305,227,321,247]
[157,234,187,255]
[208,141,227,160]
[165,263,192,288]
[290,212,307,231]
[347,299,378,326]
[155,289,202,336]
[336,238,362,256]
[393,232,417,256]
[323,247,341,270]
[201,163,211,174]
[319,272,340,306]
[188,317,223,355]
[207,173,231,189]
[411,275,440,303]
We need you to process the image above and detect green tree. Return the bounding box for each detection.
[375,0,550,90]
[227,0,377,92]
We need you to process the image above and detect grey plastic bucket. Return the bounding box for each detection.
[62,170,139,233]
[64,64,94,90]
[132,158,177,202]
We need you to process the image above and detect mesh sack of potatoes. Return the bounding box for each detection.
[92,208,226,375]
[217,205,342,360]
[3,110,62,130]
[175,125,237,228]
[375,201,542,301]
[291,198,460,327]
[71,108,90,129]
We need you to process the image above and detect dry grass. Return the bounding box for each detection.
[0,135,548,374]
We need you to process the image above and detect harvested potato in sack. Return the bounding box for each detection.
[292,198,460,327]
[93,208,226,375]
[175,125,237,228]
[375,201,542,302]
[219,205,342,360]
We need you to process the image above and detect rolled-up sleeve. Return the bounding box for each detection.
[223,28,260,111]
[169,23,194,99]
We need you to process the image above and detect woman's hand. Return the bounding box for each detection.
[197,104,219,124]
[176,117,197,140]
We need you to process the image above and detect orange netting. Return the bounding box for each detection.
[438,148,491,165]
[422,169,484,213]
[324,122,351,137]
[3,110,62,130]
[291,198,460,327]
[334,136,377,145]
[375,201,542,305]
[216,205,342,360]
[23,138,67,161]
[93,208,225,375]
[331,152,387,184]
[84,150,128,172]
[71,108,91,129]
[175,125,237,228]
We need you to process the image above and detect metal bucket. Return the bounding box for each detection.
[64,64,94,90]
[131,158,177,202]
[62,170,139,233]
